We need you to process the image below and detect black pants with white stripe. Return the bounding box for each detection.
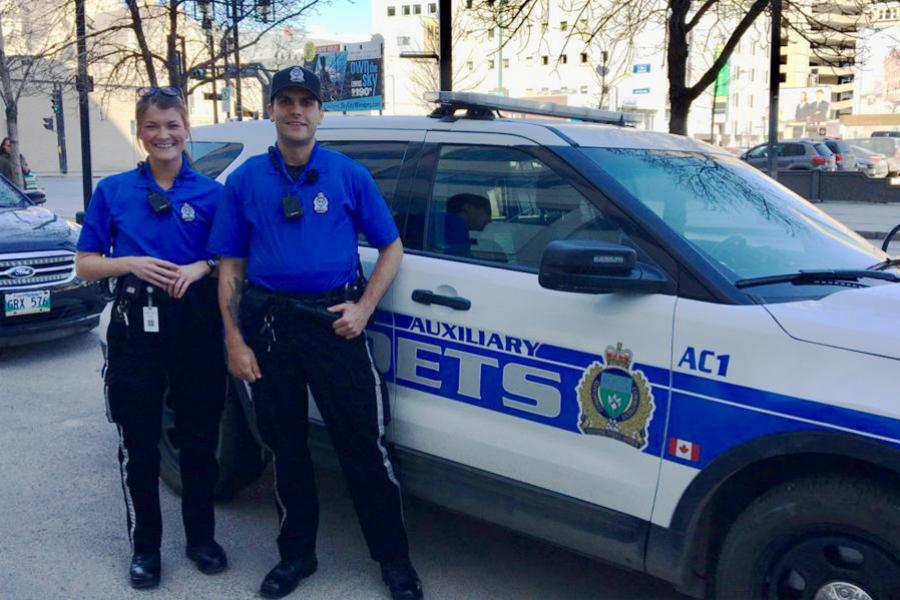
[105,277,225,555]
[242,294,409,564]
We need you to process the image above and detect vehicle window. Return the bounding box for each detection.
[0,177,23,208]
[746,145,767,159]
[580,148,888,292]
[188,142,244,179]
[321,141,407,204]
[783,143,805,157]
[422,144,626,269]
[814,143,834,156]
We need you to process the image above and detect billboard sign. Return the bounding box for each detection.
[855,26,900,114]
[306,37,384,112]
[779,86,832,124]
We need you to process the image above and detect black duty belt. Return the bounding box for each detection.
[245,278,366,323]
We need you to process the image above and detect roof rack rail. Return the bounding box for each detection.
[424,91,639,126]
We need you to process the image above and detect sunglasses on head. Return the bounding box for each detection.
[137,86,182,99]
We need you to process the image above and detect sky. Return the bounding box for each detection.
[306,0,373,40]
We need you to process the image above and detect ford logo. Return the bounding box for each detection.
[8,266,36,278]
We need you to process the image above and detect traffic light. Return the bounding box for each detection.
[42,117,54,131]
[51,89,62,114]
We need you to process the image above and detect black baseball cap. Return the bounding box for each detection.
[269,66,321,103]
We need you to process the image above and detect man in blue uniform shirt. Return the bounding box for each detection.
[208,66,420,600]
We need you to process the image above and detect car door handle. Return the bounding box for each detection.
[411,289,471,311]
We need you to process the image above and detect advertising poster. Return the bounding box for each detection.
[779,87,832,124]
[855,26,900,114]
[306,38,384,112]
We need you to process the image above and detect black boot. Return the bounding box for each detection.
[259,554,318,599]
[129,552,161,589]
[381,559,423,600]
[186,539,228,574]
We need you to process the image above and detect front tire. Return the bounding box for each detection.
[159,377,268,499]
[715,476,900,599]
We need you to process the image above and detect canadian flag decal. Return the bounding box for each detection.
[668,437,700,462]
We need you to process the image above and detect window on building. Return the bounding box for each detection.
[489,59,495,69]
[542,55,549,65]
[733,94,739,108]
[560,54,568,64]
[749,68,755,82]
[749,95,754,108]
[580,85,588,94]
[526,55,533,63]
[402,4,410,15]
[397,36,411,46]
[581,52,588,63]
[387,6,396,16]
[488,28,495,39]
[560,20,568,31]
[467,61,474,70]
[413,4,421,14]
[429,3,437,13]
[541,21,549,32]
[503,58,509,68]
[580,18,588,29]
[526,88,533,95]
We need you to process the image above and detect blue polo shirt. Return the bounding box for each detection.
[77,155,223,264]
[207,143,399,293]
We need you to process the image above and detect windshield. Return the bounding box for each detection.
[581,148,891,288]
[187,141,244,179]
[0,176,24,208]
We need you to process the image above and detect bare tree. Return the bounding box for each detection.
[90,0,327,96]
[0,0,72,188]
[468,0,867,134]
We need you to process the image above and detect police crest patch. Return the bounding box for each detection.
[180,203,196,222]
[313,192,329,214]
[290,66,306,83]
[576,342,655,449]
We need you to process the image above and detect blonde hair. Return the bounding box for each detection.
[135,93,190,130]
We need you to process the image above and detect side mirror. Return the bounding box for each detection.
[24,189,46,205]
[75,211,85,225]
[883,223,900,252]
[538,240,670,294]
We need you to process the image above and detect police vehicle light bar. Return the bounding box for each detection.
[424,91,639,126]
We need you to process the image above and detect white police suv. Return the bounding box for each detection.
[115,92,900,598]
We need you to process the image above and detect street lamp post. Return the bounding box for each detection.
[767,0,782,179]
[75,0,92,210]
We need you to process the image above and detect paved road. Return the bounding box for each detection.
[0,333,686,600]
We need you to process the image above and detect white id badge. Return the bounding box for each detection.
[142,306,160,333]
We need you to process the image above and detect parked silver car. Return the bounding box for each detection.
[741,140,836,171]
[847,137,900,175]
[850,144,890,178]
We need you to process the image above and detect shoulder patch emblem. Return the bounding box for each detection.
[576,342,655,450]
[313,192,329,214]
[180,203,196,222]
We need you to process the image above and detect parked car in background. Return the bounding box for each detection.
[871,130,900,138]
[851,144,890,178]
[741,140,836,171]
[0,175,106,346]
[818,138,858,171]
[848,137,900,175]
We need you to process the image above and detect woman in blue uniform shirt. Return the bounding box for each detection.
[75,88,228,589]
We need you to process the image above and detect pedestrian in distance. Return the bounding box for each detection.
[207,65,422,600]
[0,136,31,184]
[74,86,229,589]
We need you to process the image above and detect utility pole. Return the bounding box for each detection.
[232,0,243,121]
[53,86,67,174]
[439,0,451,91]
[767,0,781,180]
[75,0,92,209]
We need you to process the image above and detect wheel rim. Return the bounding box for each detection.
[763,535,898,600]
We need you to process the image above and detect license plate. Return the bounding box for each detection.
[4,290,51,317]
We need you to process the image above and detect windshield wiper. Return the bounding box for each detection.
[735,270,900,289]
[867,257,900,271]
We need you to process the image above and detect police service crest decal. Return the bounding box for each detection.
[576,343,655,450]
[313,192,329,214]
[289,66,305,83]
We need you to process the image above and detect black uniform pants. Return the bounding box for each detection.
[242,289,409,564]
[104,277,225,555]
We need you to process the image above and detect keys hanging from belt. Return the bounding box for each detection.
[260,311,276,352]
[115,299,130,327]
